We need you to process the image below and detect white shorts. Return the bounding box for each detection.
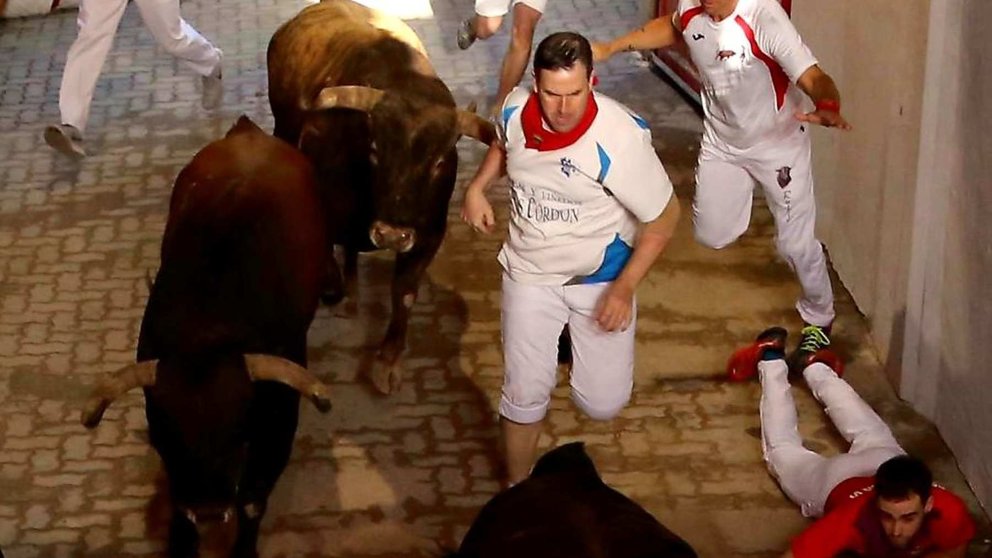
[475,0,547,18]
[499,273,635,424]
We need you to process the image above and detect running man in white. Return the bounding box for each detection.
[45,0,224,159]
[462,32,681,485]
[727,328,975,557]
[593,0,851,370]
[456,0,547,109]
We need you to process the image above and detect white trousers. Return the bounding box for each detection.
[59,0,222,132]
[693,129,835,327]
[499,274,635,424]
[759,360,905,517]
[474,0,547,17]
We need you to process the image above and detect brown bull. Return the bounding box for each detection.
[81,116,333,558]
[267,0,495,394]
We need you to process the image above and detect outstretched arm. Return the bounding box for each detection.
[795,65,851,130]
[592,13,680,63]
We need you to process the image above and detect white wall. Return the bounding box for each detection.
[902,0,992,513]
[794,0,992,509]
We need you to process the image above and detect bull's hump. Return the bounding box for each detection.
[338,0,436,77]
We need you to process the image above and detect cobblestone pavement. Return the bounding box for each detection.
[0,0,989,557]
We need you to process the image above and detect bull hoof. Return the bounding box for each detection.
[370,359,402,395]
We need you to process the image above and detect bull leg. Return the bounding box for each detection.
[370,239,438,394]
[166,508,199,558]
[320,247,345,306]
[342,246,359,315]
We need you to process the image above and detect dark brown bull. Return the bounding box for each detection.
[452,443,699,558]
[81,116,333,558]
[267,0,495,394]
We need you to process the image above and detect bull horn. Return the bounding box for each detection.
[81,360,158,429]
[311,86,386,113]
[243,354,332,413]
[456,109,496,145]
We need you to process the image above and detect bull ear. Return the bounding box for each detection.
[457,109,496,145]
[243,354,332,413]
[310,86,385,113]
[81,360,158,429]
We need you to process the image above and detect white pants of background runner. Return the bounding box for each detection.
[59,0,222,133]
[693,128,835,327]
[474,0,547,17]
[760,360,905,517]
[499,273,635,424]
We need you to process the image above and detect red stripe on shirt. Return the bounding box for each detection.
[680,6,704,31]
[734,15,790,111]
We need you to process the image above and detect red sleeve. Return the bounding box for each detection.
[929,488,977,549]
[790,501,865,558]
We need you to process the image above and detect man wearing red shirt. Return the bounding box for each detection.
[729,327,976,558]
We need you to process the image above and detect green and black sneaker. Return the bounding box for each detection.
[787,324,832,375]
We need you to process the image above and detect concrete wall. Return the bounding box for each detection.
[902,0,992,513]
[790,1,929,385]
[793,0,992,509]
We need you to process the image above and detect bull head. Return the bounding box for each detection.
[310,85,495,144]
[80,355,332,428]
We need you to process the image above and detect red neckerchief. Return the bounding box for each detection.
[521,91,598,152]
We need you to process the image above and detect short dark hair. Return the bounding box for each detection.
[875,455,933,503]
[533,32,593,78]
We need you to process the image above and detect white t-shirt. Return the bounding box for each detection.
[677,0,817,150]
[496,87,674,285]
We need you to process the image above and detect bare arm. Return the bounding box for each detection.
[460,142,506,234]
[595,194,680,331]
[795,64,851,130]
[592,13,680,63]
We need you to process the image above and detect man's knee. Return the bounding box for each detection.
[694,223,737,250]
[474,16,502,39]
[572,388,631,421]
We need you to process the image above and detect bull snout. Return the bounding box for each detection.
[369,220,416,253]
[182,505,236,526]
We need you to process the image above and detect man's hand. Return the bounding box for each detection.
[795,108,852,130]
[461,187,496,234]
[594,281,634,332]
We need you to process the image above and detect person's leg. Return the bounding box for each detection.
[562,282,636,421]
[692,150,757,251]
[801,362,906,506]
[803,363,905,455]
[457,0,508,49]
[749,131,835,329]
[499,273,569,485]
[492,1,543,105]
[759,359,831,517]
[133,0,223,108]
[46,0,129,157]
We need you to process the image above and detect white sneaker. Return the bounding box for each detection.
[201,66,223,110]
[44,124,86,159]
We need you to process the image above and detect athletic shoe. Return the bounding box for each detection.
[456,18,477,50]
[726,326,787,382]
[43,124,86,159]
[787,324,832,376]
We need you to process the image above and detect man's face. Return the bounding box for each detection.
[700,0,738,18]
[877,494,932,548]
[534,63,592,134]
